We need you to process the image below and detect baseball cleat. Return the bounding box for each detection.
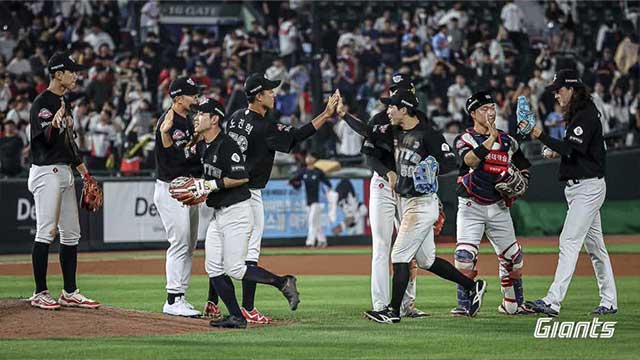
[210,315,248,329]
[58,289,100,309]
[364,306,400,324]
[592,306,618,315]
[203,301,223,321]
[400,300,430,318]
[525,300,559,317]
[280,275,300,311]
[467,279,487,317]
[498,303,536,315]
[29,290,61,310]
[241,307,272,324]
[163,296,201,317]
[450,306,468,317]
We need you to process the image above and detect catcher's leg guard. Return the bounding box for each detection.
[453,243,478,313]
[499,242,524,314]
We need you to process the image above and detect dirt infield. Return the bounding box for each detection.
[1,253,639,276]
[0,299,284,339]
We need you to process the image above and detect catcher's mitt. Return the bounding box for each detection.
[80,174,103,212]
[516,96,536,136]
[495,167,529,198]
[169,176,209,206]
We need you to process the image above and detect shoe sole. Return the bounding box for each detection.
[363,311,399,324]
[59,300,101,309]
[468,281,487,317]
[210,323,248,329]
[245,318,272,324]
[402,312,431,318]
[31,302,61,310]
[163,311,202,317]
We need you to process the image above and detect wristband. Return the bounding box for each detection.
[472,145,490,159]
[214,178,224,190]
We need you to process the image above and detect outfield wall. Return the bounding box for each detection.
[1,148,637,254]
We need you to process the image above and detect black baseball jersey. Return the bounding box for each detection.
[361,111,395,176]
[371,118,456,198]
[226,108,316,189]
[29,90,82,166]
[290,167,332,205]
[538,102,606,181]
[196,133,251,209]
[155,110,202,182]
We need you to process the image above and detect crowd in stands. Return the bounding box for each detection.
[0,0,638,178]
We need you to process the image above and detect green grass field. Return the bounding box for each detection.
[1,273,639,359]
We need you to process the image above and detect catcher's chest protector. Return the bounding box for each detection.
[459,131,515,204]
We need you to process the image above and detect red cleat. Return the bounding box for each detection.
[241,307,272,324]
[58,289,101,309]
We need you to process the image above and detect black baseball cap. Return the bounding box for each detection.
[48,52,88,73]
[389,72,414,91]
[244,73,281,97]
[546,69,584,92]
[195,97,225,119]
[169,76,199,98]
[380,89,419,111]
[465,91,495,114]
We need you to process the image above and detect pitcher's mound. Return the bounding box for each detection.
[0,299,227,339]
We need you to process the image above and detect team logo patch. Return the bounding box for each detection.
[231,153,241,162]
[187,78,196,86]
[413,141,420,149]
[38,108,53,119]
[392,75,402,83]
[441,143,450,152]
[199,98,209,105]
[378,183,384,189]
[466,201,472,207]
[172,129,186,141]
[573,126,583,136]
[276,124,292,132]
[52,167,58,174]
[378,124,389,134]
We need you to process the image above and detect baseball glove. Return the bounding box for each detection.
[169,176,210,206]
[80,174,103,212]
[516,96,536,136]
[413,155,439,194]
[495,167,529,199]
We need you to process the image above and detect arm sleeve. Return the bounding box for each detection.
[539,109,597,156]
[427,131,457,174]
[265,121,315,152]
[318,170,332,188]
[224,140,248,179]
[341,113,368,137]
[365,154,392,179]
[512,148,531,170]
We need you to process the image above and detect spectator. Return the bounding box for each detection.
[84,20,115,52]
[7,48,32,76]
[0,29,17,61]
[432,25,450,60]
[500,0,525,33]
[279,12,299,67]
[544,102,565,139]
[447,74,471,121]
[0,118,24,177]
[378,20,399,68]
[87,108,117,170]
[614,34,639,76]
[374,10,392,31]
[0,72,12,112]
[86,65,114,112]
[401,36,421,73]
[334,58,356,104]
[447,18,464,52]
[592,81,612,134]
[140,0,160,43]
[420,43,438,78]
[266,57,288,84]
[29,42,48,76]
[442,120,462,148]
[429,97,452,130]
[593,47,618,88]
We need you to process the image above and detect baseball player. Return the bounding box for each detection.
[289,152,333,248]
[364,90,487,324]
[226,73,338,323]
[154,76,203,317]
[169,98,300,328]
[27,52,102,310]
[336,73,437,318]
[520,69,618,316]
[450,91,535,317]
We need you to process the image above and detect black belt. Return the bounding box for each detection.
[565,176,603,187]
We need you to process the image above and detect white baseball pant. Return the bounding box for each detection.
[246,189,264,263]
[28,164,80,246]
[154,180,199,294]
[369,173,417,311]
[205,199,253,280]
[306,202,326,247]
[391,195,439,269]
[543,178,617,312]
[456,197,520,278]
